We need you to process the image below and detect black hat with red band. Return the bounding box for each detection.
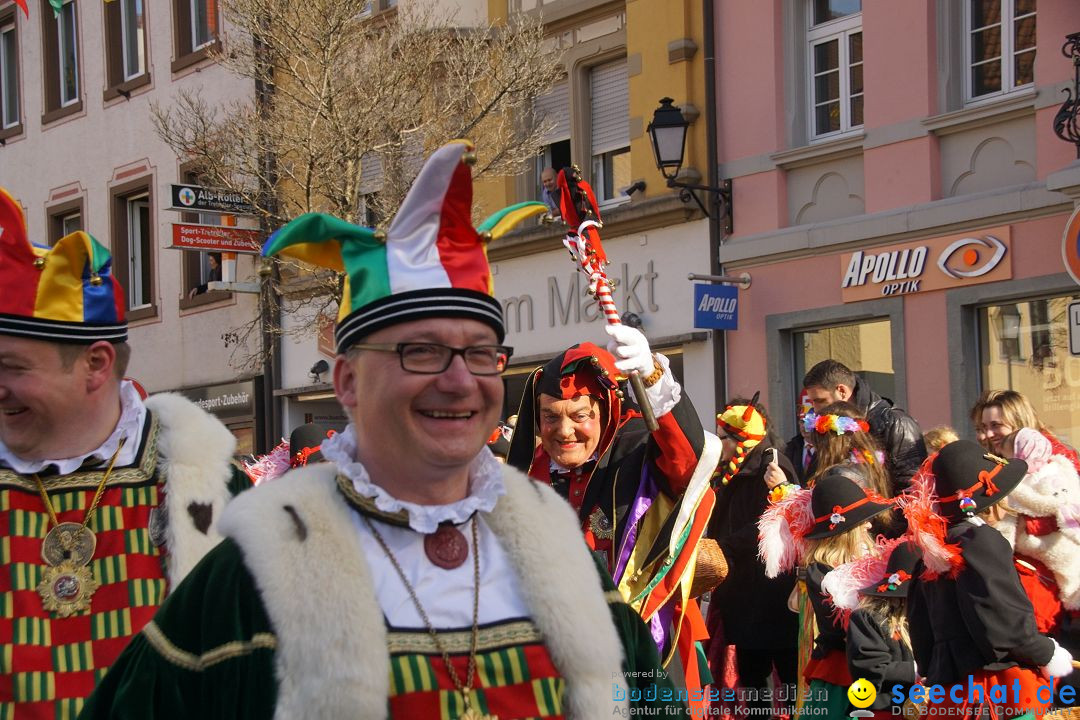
[805,467,895,540]
[931,439,1026,521]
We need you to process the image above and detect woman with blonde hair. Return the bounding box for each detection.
[973,389,1080,472]
[759,467,894,720]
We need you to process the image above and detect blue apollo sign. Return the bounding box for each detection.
[693,284,738,331]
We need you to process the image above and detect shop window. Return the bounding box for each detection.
[793,318,896,405]
[0,14,20,138]
[41,0,82,123]
[589,60,630,205]
[104,0,149,99]
[111,181,156,320]
[47,199,83,245]
[806,0,863,140]
[978,294,1080,445]
[965,0,1035,103]
[172,0,219,74]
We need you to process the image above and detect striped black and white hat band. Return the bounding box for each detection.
[0,313,128,344]
[335,288,505,353]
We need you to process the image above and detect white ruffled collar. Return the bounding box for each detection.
[320,424,506,534]
[0,380,146,475]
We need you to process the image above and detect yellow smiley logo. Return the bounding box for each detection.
[847,678,877,709]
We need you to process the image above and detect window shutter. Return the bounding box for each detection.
[590,60,628,155]
[535,77,569,144]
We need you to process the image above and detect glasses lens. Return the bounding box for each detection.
[464,346,510,375]
[399,343,452,373]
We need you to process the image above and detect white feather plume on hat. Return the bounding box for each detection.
[758,485,814,578]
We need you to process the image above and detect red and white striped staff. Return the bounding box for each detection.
[563,218,659,431]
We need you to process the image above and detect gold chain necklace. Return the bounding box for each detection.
[32,437,126,617]
[363,516,497,720]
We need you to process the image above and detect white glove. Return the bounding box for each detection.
[604,324,655,377]
[1040,639,1074,680]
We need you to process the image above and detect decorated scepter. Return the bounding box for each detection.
[555,166,659,431]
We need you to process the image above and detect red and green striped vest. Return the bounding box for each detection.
[1,419,164,719]
[386,617,564,719]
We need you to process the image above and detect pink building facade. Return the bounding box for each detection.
[713,0,1080,445]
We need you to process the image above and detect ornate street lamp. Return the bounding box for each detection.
[1053,32,1080,159]
[647,98,733,233]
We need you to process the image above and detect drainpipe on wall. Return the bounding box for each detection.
[703,0,727,413]
[254,10,282,452]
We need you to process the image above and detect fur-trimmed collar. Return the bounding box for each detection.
[219,462,628,719]
[146,392,237,588]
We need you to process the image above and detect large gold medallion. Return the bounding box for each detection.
[459,709,498,720]
[41,522,97,566]
[37,561,99,617]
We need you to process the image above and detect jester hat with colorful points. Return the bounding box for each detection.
[0,188,127,344]
[714,391,766,485]
[262,141,547,352]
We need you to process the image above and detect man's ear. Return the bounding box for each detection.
[84,341,117,393]
[333,354,357,412]
[835,383,853,402]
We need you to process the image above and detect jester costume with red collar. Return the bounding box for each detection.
[507,339,721,709]
[0,188,249,718]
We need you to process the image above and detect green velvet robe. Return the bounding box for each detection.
[78,464,690,719]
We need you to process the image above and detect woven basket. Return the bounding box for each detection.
[1046,707,1080,720]
[690,538,728,597]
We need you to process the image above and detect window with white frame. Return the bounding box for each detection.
[966,0,1035,102]
[589,59,630,204]
[0,21,18,130]
[121,0,146,81]
[534,77,571,205]
[57,0,78,107]
[172,0,218,71]
[47,202,83,245]
[191,0,213,51]
[61,211,81,237]
[126,195,152,310]
[807,0,862,140]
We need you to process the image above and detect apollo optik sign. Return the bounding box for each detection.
[840,226,1012,302]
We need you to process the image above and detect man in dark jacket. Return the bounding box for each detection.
[802,359,926,494]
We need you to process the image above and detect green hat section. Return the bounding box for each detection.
[262,212,387,319]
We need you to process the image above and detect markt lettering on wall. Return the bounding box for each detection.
[499,261,660,334]
[840,226,1012,302]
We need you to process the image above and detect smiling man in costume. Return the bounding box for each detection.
[506,168,722,709]
[80,143,687,719]
[0,189,248,718]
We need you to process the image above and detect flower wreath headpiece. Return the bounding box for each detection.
[803,410,869,436]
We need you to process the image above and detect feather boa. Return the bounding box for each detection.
[244,440,291,486]
[758,486,814,578]
[895,457,962,578]
[822,536,904,629]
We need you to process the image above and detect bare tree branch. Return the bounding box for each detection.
[154,1,562,371]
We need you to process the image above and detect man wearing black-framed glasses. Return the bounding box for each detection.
[84,142,686,719]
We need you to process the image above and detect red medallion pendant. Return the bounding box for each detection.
[424,524,470,569]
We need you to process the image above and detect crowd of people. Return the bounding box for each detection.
[3,143,1079,720]
[698,369,1080,720]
